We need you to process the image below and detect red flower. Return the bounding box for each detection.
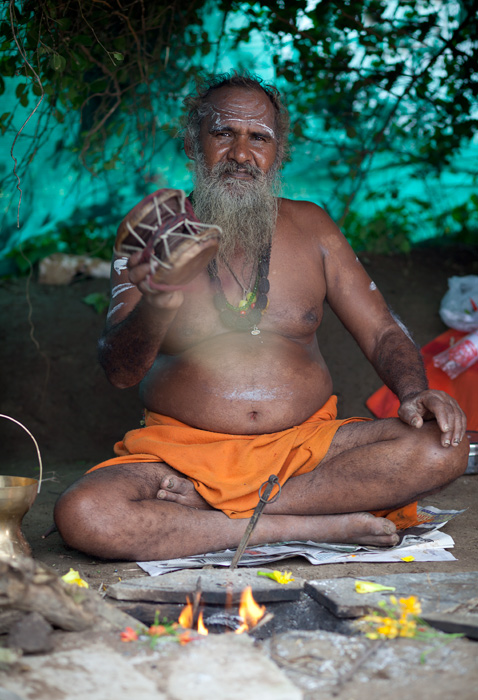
[178,630,197,645]
[120,626,138,642]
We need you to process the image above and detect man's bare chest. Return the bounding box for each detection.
[160,249,327,354]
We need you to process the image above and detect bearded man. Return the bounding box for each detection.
[54,72,468,561]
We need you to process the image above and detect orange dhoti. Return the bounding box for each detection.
[88,395,418,528]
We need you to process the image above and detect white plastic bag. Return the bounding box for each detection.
[439,275,478,332]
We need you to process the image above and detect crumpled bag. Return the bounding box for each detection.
[439,275,478,332]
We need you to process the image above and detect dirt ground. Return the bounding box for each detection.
[1,242,478,590]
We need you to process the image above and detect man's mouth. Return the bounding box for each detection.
[228,170,254,179]
[220,162,261,181]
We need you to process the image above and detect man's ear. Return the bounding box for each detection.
[184,137,195,160]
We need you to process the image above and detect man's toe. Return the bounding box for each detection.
[160,475,190,495]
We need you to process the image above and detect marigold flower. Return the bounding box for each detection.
[354,580,396,594]
[399,596,422,616]
[120,627,138,642]
[365,631,380,640]
[376,617,399,638]
[258,570,295,584]
[61,568,89,588]
[398,620,417,638]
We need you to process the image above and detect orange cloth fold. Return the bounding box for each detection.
[88,394,418,528]
[88,396,363,518]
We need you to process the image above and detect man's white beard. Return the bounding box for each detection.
[192,156,280,264]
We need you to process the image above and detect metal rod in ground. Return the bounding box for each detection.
[229,475,281,570]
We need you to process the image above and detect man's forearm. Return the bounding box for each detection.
[371,327,428,402]
[98,298,180,388]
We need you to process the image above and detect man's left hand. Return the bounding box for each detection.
[398,389,467,448]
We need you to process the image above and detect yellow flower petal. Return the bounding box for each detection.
[400,556,415,562]
[257,570,295,584]
[61,568,89,588]
[354,580,396,594]
[399,596,422,616]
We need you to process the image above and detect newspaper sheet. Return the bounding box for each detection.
[138,505,463,576]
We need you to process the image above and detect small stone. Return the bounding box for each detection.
[7,612,54,654]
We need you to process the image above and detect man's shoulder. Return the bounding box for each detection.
[278,197,338,233]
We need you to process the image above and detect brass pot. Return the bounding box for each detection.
[0,415,42,559]
[0,476,39,558]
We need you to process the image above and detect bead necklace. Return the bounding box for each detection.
[208,244,271,335]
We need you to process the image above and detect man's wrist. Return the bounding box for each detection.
[399,388,428,403]
[142,289,184,312]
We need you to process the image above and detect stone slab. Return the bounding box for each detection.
[421,612,478,640]
[165,633,302,700]
[107,567,304,604]
[0,632,302,700]
[305,571,478,638]
[1,641,167,700]
[260,629,478,699]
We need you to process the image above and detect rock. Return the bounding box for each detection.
[7,612,54,654]
[107,568,304,604]
[0,689,25,700]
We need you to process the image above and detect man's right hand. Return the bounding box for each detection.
[126,250,185,310]
[115,188,220,300]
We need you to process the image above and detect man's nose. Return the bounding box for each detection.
[227,136,251,164]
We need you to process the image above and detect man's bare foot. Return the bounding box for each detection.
[307,512,399,547]
[156,471,399,545]
[157,469,211,510]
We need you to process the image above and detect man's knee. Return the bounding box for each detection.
[412,422,468,485]
[54,481,118,557]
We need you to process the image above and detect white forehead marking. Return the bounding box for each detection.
[209,106,276,139]
[112,282,134,299]
[114,257,128,275]
[107,302,125,319]
[369,281,377,291]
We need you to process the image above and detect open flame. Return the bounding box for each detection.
[235,586,266,634]
[178,597,193,629]
[178,596,209,635]
[197,611,209,635]
[178,586,266,635]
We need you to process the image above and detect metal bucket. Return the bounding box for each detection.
[466,431,478,475]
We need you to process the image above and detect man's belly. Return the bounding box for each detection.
[139,331,333,434]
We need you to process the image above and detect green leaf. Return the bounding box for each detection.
[15,83,27,97]
[112,52,124,62]
[50,54,66,71]
[82,293,109,314]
